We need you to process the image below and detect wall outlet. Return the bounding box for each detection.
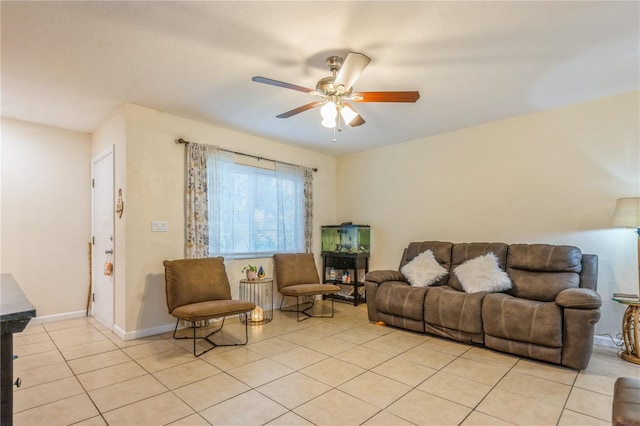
[151,221,168,232]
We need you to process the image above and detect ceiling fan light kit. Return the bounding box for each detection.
[320,100,337,128]
[252,52,420,140]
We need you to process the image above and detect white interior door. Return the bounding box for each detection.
[92,149,114,329]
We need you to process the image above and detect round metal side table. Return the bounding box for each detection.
[239,277,273,325]
[613,298,640,365]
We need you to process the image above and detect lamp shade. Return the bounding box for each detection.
[320,101,337,120]
[612,197,640,228]
[340,104,358,125]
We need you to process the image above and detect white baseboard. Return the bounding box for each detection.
[117,323,176,341]
[29,310,86,325]
[113,324,127,340]
[594,334,622,349]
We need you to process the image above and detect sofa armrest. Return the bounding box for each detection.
[556,288,602,309]
[364,270,406,284]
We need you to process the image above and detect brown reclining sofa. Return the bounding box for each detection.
[364,242,601,370]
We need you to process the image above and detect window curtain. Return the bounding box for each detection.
[275,163,303,253]
[185,142,213,258]
[273,162,314,253]
[303,167,314,253]
[187,143,314,257]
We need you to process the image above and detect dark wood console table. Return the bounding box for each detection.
[1,274,36,425]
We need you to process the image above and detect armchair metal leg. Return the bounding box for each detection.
[172,314,250,357]
[279,296,336,322]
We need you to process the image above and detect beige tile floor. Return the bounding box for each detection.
[11,301,640,425]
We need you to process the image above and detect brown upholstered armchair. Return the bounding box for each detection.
[273,253,341,321]
[163,257,256,356]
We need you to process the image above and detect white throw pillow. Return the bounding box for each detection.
[401,250,448,287]
[453,252,512,293]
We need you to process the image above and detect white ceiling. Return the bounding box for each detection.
[2,1,638,156]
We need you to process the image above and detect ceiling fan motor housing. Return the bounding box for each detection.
[326,56,343,72]
[316,76,335,96]
[317,56,353,97]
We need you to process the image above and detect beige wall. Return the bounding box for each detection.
[5,92,636,343]
[1,118,92,317]
[336,91,640,339]
[121,104,336,337]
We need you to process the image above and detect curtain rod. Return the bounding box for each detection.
[177,138,318,172]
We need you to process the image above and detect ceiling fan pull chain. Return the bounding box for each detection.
[332,126,337,143]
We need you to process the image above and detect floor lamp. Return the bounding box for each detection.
[612,197,640,296]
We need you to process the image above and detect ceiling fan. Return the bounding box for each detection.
[252,52,420,133]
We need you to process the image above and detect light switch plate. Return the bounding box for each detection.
[151,221,169,232]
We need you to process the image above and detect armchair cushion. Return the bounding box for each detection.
[274,253,321,289]
[172,300,256,322]
[280,283,340,297]
[164,257,232,313]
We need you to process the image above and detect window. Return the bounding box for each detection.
[209,155,307,258]
[184,143,312,259]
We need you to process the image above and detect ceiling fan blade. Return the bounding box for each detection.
[276,101,323,118]
[351,91,420,103]
[342,102,365,127]
[252,76,315,94]
[334,52,371,93]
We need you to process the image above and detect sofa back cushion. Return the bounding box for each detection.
[399,241,453,286]
[448,243,509,292]
[506,244,582,301]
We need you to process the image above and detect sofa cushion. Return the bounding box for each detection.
[448,243,508,292]
[453,253,512,293]
[401,250,449,287]
[400,241,453,286]
[424,286,486,335]
[483,293,562,348]
[375,281,427,321]
[507,244,582,302]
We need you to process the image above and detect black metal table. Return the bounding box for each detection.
[1,274,36,425]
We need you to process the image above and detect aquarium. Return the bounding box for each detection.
[321,224,370,255]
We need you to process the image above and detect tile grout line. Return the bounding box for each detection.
[45,320,111,425]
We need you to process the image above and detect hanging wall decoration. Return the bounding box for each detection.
[116,188,124,218]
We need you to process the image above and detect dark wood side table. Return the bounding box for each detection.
[613,298,640,365]
[1,274,36,425]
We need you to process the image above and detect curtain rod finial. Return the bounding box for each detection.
[177,138,188,144]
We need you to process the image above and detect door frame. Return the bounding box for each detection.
[91,147,115,328]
